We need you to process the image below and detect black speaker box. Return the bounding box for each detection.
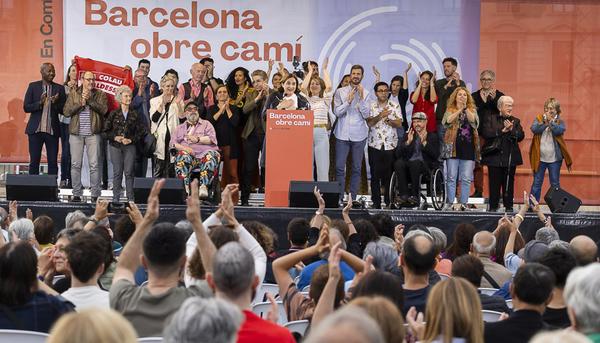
[289,181,342,208]
[6,174,58,201]
[133,178,186,204]
[544,187,581,213]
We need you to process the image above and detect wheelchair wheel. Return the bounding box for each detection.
[430,168,445,210]
[388,171,401,209]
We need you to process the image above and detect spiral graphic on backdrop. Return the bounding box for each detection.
[318,7,462,86]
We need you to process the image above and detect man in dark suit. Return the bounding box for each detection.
[484,263,555,343]
[23,63,66,175]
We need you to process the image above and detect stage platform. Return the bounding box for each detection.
[3,201,600,248]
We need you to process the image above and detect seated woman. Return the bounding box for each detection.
[171,102,220,198]
[0,241,74,332]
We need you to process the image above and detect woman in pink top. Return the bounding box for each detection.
[171,102,220,198]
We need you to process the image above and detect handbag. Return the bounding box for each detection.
[142,112,166,158]
[481,137,501,157]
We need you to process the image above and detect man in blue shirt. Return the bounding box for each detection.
[333,65,371,202]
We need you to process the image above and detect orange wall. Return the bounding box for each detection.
[0,0,63,162]
[479,0,600,204]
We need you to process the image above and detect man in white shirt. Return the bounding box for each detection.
[366,82,402,208]
[62,231,109,310]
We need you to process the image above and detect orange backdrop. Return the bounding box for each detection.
[0,0,63,162]
[479,0,600,204]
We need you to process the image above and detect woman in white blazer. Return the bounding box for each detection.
[150,75,185,177]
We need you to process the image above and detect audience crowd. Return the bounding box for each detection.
[0,181,598,343]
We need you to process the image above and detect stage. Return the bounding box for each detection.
[5,201,600,248]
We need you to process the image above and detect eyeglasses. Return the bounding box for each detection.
[83,78,95,81]
[480,78,493,82]
[376,90,390,93]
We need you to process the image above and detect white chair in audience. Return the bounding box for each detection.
[482,310,504,322]
[505,299,513,309]
[284,320,310,336]
[252,301,288,325]
[438,273,450,281]
[138,338,163,342]
[0,330,48,343]
[254,283,280,303]
[478,287,499,296]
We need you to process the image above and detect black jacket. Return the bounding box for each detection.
[23,80,66,136]
[261,92,310,120]
[480,115,524,167]
[103,107,147,147]
[395,131,440,170]
[472,89,504,137]
[480,293,511,313]
[484,310,550,343]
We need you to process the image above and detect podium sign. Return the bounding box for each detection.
[265,110,314,207]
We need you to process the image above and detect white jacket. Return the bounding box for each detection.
[149,95,184,161]
[185,213,267,289]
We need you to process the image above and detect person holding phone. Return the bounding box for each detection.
[529,97,572,202]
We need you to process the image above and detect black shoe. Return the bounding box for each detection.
[70,196,82,203]
[471,190,483,198]
[102,183,108,190]
[407,196,420,207]
[240,200,250,206]
[59,180,70,189]
[91,197,98,203]
[372,203,381,209]
[505,208,514,212]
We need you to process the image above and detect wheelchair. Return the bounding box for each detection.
[173,148,222,205]
[388,162,445,210]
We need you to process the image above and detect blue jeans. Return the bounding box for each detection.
[335,138,366,200]
[446,158,474,204]
[530,160,561,201]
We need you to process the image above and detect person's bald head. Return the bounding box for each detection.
[570,235,598,266]
[472,231,496,256]
[401,232,436,275]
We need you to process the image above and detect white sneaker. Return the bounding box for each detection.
[199,184,209,199]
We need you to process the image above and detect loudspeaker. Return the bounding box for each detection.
[133,178,186,204]
[544,187,581,213]
[6,174,58,201]
[289,181,342,208]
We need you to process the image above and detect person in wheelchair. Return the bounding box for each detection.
[170,102,221,198]
[393,112,439,207]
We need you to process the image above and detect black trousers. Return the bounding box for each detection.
[134,145,149,178]
[488,165,516,210]
[368,147,395,206]
[241,133,264,202]
[28,132,59,175]
[394,159,427,196]
[59,123,71,182]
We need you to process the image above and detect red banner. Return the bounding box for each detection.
[74,56,134,112]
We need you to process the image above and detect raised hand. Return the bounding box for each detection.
[379,107,391,119]
[404,63,412,74]
[328,241,342,281]
[313,186,325,211]
[25,208,33,221]
[186,179,202,224]
[268,59,274,71]
[342,194,352,216]
[372,66,381,82]
[406,306,425,340]
[406,128,415,144]
[8,200,18,223]
[143,179,165,222]
[322,57,329,71]
[315,224,330,255]
[394,224,405,252]
[93,199,110,222]
[126,202,143,225]
[347,87,356,103]
[265,293,279,323]
[529,194,540,212]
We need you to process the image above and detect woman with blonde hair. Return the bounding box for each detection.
[529,97,572,202]
[48,308,137,343]
[350,296,405,343]
[407,277,484,343]
[150,74,185,177]
[441,87,480,210]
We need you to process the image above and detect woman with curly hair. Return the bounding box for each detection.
[441,87,480,210]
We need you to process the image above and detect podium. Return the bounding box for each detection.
[265,110,314,207]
